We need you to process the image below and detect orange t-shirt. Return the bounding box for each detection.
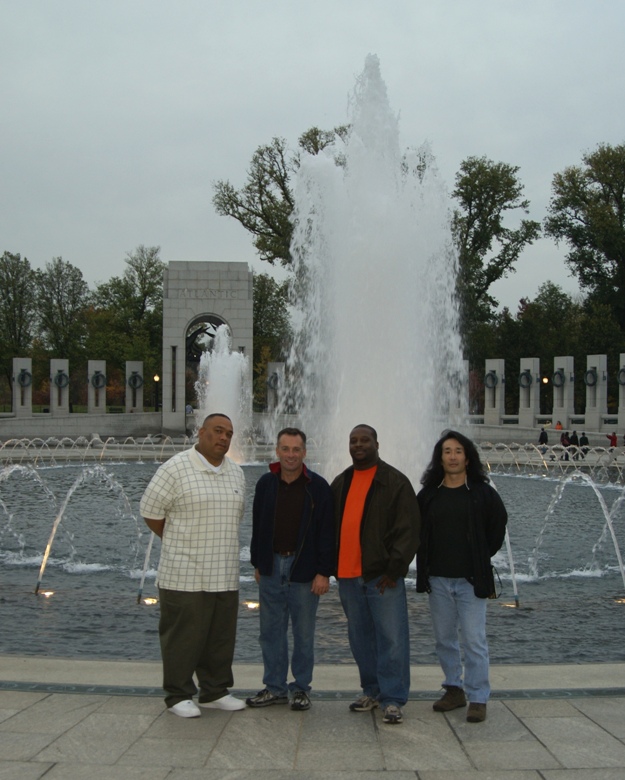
[337,466,377,578]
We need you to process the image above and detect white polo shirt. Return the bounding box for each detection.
[140,447,245,592]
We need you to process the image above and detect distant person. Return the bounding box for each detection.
[579,432,590,459]
[607,432,618,448]
[246,428,335,712]
[538,428,548,455]
[417,431,507,724]
[140,413,246,718]
[560,431,570,461]
[331,424,420,725]
[555,421,563,431]
[569,430,579,461]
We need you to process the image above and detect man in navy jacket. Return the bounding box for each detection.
[246,427,335,711]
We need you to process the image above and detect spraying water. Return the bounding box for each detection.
[281,55,465,482]
[195,324,252,461]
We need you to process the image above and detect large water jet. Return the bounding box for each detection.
[279,55,464,481]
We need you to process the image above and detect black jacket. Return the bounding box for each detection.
[251,462,335,582]
[416,480,507,598]
[332,459,420,583]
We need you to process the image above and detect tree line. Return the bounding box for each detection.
[3,134,624,415]
[0,241,291,413]
[0,246,164,410]
[214,131,625,413]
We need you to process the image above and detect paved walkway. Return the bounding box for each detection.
[1,657,625,778]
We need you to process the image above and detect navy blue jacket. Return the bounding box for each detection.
[251,463,335,582]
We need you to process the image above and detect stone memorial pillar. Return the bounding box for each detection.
[518,358,540,428]
[618,353,625,430]
[88,360,107,413]
[448,359,469,417]
[49,359,70,416]
[126,361,144,413]
[484,359,505,426]
[584,354,608,432]
[267,362,284,412]
[552,356,574,429]
[12,358,33,418]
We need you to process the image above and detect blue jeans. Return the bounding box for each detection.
[428,576,490,703]
[258,553,319,695]
[338,576,410,707]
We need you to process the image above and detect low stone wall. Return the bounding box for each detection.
[0,412,162,441]
[461,423,610,449]
[0,411,614,449]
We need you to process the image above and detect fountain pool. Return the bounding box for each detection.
[2,57,624,668]
[1,459,624,665]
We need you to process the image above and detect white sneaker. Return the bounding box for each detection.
[168,699,201,718]
[199,694,245,711]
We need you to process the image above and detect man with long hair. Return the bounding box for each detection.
[417,430,507,723]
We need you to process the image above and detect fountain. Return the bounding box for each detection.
[0,434,192,466]
[1,57,624,667]
[0,456,624,664]
[194,324,252,462]
[276,54,465,482]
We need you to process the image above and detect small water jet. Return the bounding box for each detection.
[1,458,624,663]
[194,324,252,462]
[0,434,192,466]
[526,471,625,590]
[0,463,148,596]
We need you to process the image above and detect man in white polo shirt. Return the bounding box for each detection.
[140,413,246,717]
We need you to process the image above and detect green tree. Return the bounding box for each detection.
[480,282,625,415]
[452,156,541,334]
[34,257,90,360]
[544,142,625,329]
[94,245,164,326]
[252,273,291,407]
[90,245,164,375]
[213,126,348,267]
[514,282,580,359]
[0,251,37,386]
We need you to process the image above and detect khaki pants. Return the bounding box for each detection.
[158,588,238,707]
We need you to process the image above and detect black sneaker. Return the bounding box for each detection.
[290,690,311,711]
[245,688,288,708]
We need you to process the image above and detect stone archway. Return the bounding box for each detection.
[161,262,253,434]
[186,313,229,363]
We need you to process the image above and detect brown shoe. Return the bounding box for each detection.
[466,702,487,722]
[432,685,467,712]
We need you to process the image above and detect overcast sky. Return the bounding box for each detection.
[2,0,624,312]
